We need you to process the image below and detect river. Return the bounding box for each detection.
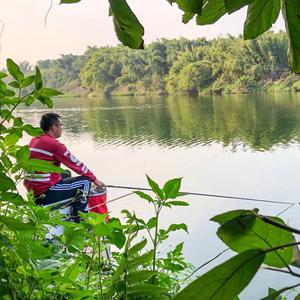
[17,93,300,299]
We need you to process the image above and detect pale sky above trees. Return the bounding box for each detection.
[0,0,284,67]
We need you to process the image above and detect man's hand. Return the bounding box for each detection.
[94,179,106,189]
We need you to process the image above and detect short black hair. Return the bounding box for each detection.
[40,113,61,132]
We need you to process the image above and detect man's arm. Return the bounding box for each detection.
[54,142,101,184]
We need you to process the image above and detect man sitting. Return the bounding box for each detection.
[24,113,106,220]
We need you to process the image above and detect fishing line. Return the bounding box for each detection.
[184,248,230,281]
[107,184,295,206]
[276,203,296,217]
[88,192,134,210]
[61,192,134,221]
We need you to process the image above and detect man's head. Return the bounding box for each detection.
[40,113,63,138]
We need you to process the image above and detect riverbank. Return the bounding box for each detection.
[61,74,300,98]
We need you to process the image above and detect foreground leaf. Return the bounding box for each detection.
[295,293,300,300]
[215,212,294,267]
[16,145,30,162]
[21,75,35,88]
[244,0,281,39]
[176,0,203,14]
[168,200,189,206]
[128,239,147,256]
[0,217,35,231]
[127,283,167,296]
[109,0,144,49]
[261,287,292,300]
[22,124,43,136]
[174,249,265,300]
[0,192,23,204]
[4,132,20,146]
[34,66,43,90]
[134,191,154,203]
[211,209,253,225]
[21,159,65,173]
[60,0,82,3]
[196,0,226,25]
[282,0,300,73]
[225,0,254,14]
[0,173,15,191]
[163,177,182,199]
[40,87,63,97]
[107,228,126,249]
[146,175,164,200]
[0,71,7,78]
[127,270,156,285]
[128,250,153,269]
[182,12,195,23]
[7,59,24,82]
[34,259,62,270]
[146,217,157,229]
[166,223,188,234]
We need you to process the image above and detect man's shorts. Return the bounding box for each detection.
[35,175,92,222]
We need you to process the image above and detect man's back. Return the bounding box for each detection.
[24,134,63,195]
[24,133,97,196]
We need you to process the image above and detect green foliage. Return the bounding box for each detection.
[262,287,290,300]
[174,249,265,300]
[225,0,254,14]
[35,32,293,96]
[0,76,194,298]
[108,0,144,49]
[176,0,203,14]
[213,210,294,267]
[60,0,82,3]
[196,0,226,25]
[2,59,300,299]
[7,58,24,82]
[281,0,300,73]
[244,0,281,39]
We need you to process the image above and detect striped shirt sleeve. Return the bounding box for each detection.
[53,141,97,182]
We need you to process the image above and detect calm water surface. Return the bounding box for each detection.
[17,93,300,299]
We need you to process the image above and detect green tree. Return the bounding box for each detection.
[80,48,122,91]
[177,61,213,95]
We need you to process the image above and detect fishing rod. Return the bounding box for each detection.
[106,184,296,206]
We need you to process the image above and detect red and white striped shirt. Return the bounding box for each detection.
[24,134,97,196]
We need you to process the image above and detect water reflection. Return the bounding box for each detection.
[18,93,300,151]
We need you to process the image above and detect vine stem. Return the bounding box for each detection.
[0,252,16,300]
[152,201,160,272]
[0,88,22,127]
[0,89,33,131]
[123,226,135,300]
[262,241,300,278]
[263,241,300,254]
[86,239,96,289]
[97,237,104,300]
[28,279,36,300]
[258,213,300,235]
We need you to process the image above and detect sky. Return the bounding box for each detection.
[0,0,285,67]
